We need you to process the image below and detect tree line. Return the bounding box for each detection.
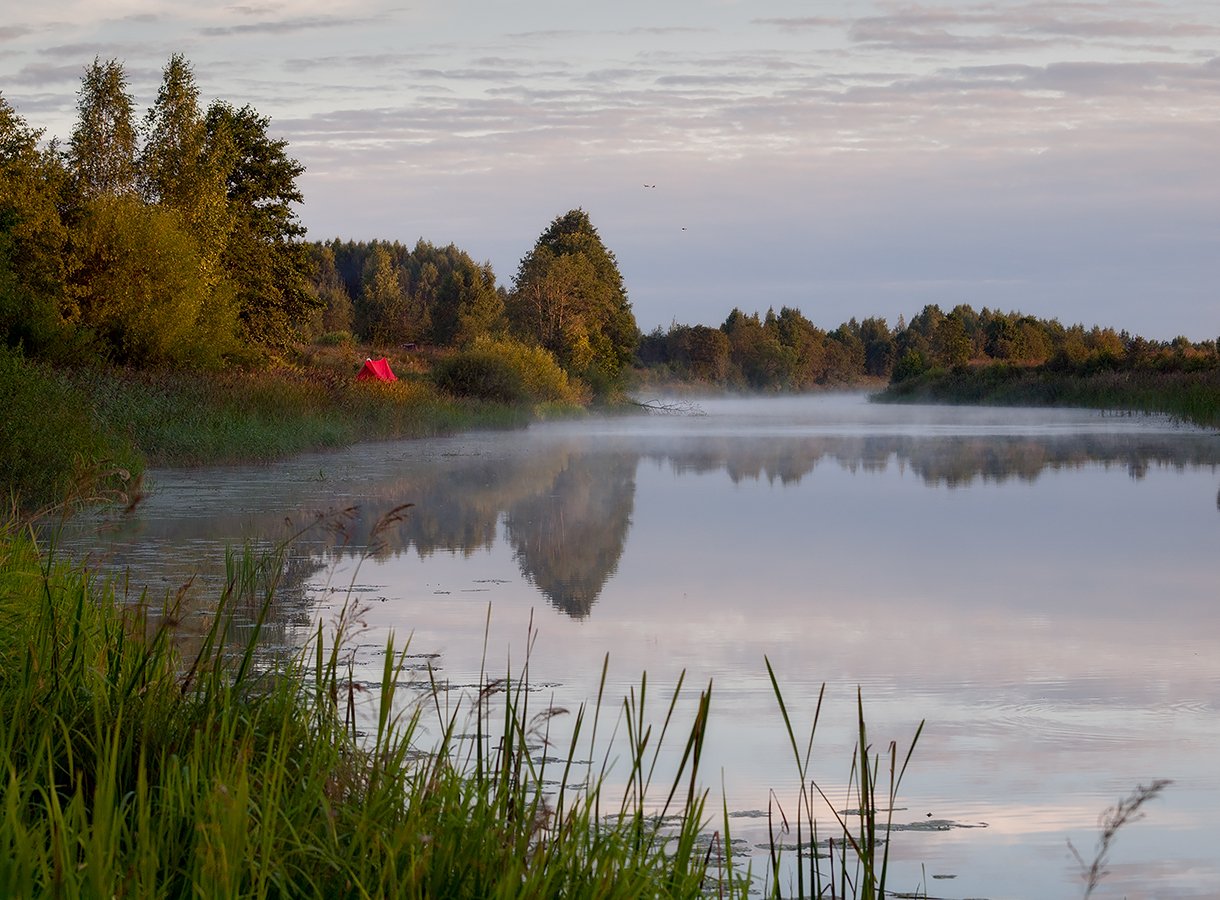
[637,304,1220,390]
[6,55,1216,394]
[1,55,317,366]
[309,208,639,394]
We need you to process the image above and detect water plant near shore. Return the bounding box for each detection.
[0,508,935,898]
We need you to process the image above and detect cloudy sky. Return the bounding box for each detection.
[3,1,1218,339]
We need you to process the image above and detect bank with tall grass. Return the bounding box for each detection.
[0,518,731,897]
[877,361,1220,429]
[0,512,933,898]
[1,338,587,514]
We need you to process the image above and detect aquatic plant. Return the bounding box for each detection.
[765,660,923,900]
[0,506,937,898]
[1070,779,1173,899]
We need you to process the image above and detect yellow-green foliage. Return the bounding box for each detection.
[435,336,582,404]
[69,195,239,367]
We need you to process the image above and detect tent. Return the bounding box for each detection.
[356,357,397,382]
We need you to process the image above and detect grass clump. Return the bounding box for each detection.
[0,517,729,898]
[0,347,141,511]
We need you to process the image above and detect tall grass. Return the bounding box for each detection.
[0,347,142,512]
[0,516,726,897]
[73,364,536,467]
[764,660,923,900]
[0,510,930,898]
[879,364,1220,429]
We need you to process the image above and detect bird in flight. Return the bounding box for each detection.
[643,183,656,188]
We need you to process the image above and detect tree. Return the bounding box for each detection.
[140,54,232,290]
[0,94,69,351]
[773,306,827,387]
[205,102,317,348]
[858,316,894,377]
[721,308,790,388]
[507,209,638,389]
[68,58,137,199]
[70,194,237,366]
[358,244,407,345]
[933,311,972,369]
[306,244,354,336]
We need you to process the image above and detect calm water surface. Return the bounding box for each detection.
[62,394,1220,899]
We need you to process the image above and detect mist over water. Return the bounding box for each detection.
[58,394,1220,898]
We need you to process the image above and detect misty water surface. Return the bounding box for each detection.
[60,394,1220,899]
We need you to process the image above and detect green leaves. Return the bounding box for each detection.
[508,209,640,392]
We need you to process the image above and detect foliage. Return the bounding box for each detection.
[205,101,318,349]
[323,238,505,349]
[140,54,234,293]
[1,57,319,365]
[305,244,354,337]
[877,363,1220,429]
[507,209,639,390]
[641,300,1220,397]
[433,337,578,405]
[0,94,69,354]
[68,57,138,200]
[67,194,238,367]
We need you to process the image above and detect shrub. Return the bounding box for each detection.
[317,330,354,347]
[433,350,526,403]
[434,338,577,404]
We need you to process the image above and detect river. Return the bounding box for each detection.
[57,393,1220,899]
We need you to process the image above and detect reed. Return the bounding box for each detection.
[764,660,923,900]
[0,512,929,898]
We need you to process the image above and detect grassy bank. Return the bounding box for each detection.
[877,363,1220,429]
[0,517,926,898]
[1,344,579,512]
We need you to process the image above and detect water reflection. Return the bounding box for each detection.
[62,403,1220,621]
[51,396,1220,897]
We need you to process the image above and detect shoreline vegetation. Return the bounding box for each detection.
[0,515,925,898]
[5,53,1218,508]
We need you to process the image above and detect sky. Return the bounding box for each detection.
[2,1,1218,340]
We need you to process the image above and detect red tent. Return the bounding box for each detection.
[356,357,397,382]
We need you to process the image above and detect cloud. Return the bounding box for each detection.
[0,26,35,42]
[200,15,373,37]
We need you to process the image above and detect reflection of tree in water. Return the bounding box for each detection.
[56,423,1220,627]
[649,432,1220,489]
[503,453,636,619]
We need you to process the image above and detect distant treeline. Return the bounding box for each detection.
[633,304,1220,390]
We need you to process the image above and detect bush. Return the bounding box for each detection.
[434,338,577,404]
[317,330,354,347]
[433,350,526,403]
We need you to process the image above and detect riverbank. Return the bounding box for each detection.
[876,363,1220,429]
[0,511,929,898]
[1,343,584,514]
